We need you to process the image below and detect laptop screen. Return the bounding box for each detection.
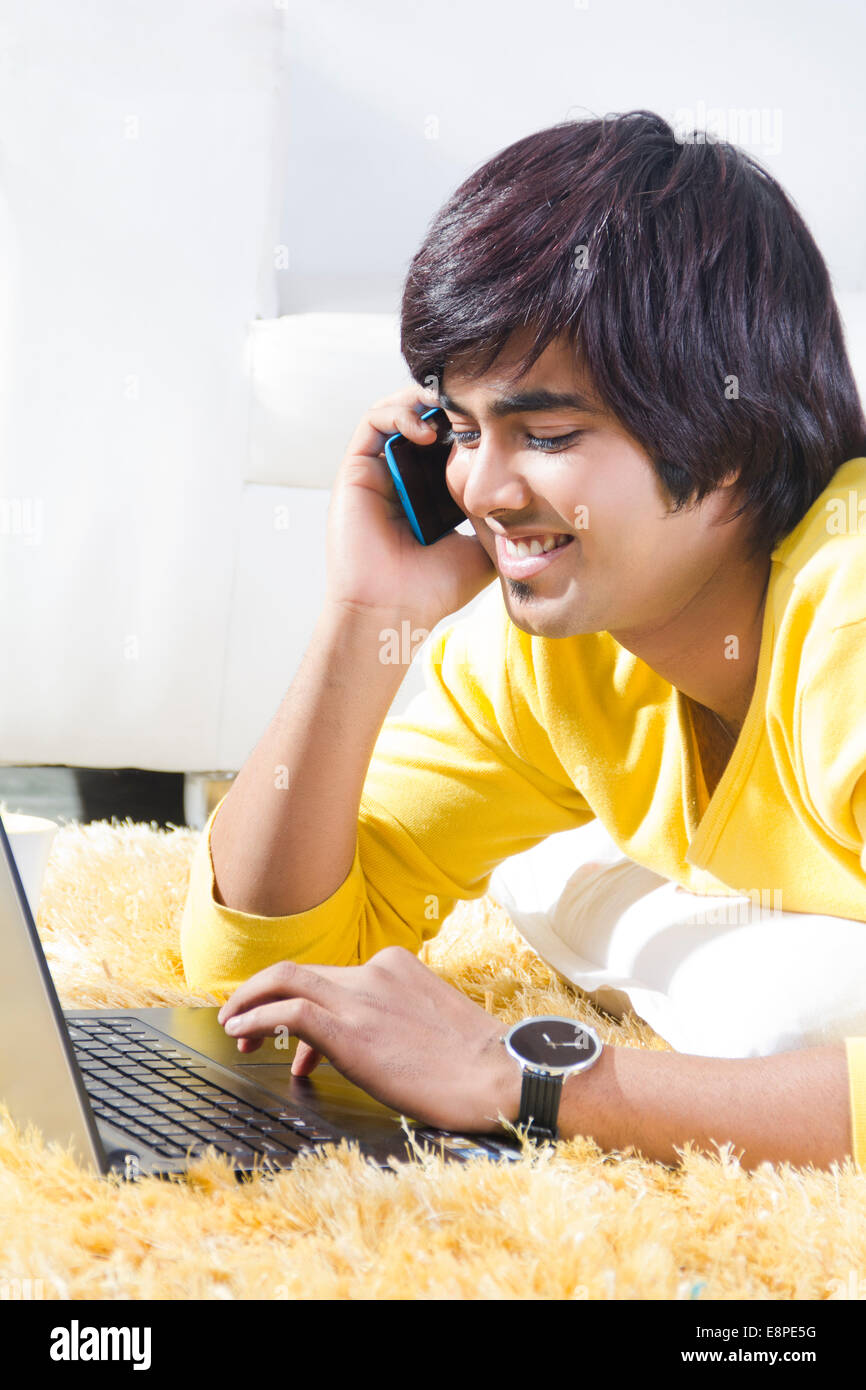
[0,814,104,1172]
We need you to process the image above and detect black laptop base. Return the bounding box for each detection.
[65,1007,525,1178]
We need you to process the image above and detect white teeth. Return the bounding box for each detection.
[504,534,567,558]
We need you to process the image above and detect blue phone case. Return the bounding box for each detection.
[383,406,443,546]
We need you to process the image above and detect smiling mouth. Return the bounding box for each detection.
[502,533,572,558]
[493,531,576,579]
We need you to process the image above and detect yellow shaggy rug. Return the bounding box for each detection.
[3,818,866,1301]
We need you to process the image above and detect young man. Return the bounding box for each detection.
[181,111,866,1171]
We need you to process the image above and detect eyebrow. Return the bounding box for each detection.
[437,387,603,418]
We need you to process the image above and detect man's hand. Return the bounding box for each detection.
[325,383,495,633]
[217,946,522,1134]
[217,950,856,1170]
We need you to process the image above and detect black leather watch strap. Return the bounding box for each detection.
[519,1067,563,1140]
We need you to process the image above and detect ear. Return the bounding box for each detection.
[719,467,742,490]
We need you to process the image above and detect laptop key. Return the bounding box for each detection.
[175,1095,211,1112]
[122,1123,160,1141]
[213,1143,258,1164]
[236,1129,270,1144]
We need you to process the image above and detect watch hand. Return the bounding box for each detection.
[541,1032,585,1049]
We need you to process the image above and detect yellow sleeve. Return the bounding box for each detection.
[845,1038,866,1171]
[179,803,366,997]
[181,585,594,997]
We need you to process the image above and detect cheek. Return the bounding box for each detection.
[447,457,478,515]
[446,452,466,491]
[570,471,657,541]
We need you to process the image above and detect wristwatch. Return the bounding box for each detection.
[502,1016,603,1141]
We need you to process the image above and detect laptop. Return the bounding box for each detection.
[0,813,524,1179]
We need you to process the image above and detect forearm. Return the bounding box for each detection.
[210,600,409,917]
[552,1041,852,1171]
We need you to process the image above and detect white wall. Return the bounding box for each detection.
[278,0,866,313]
[0,2,284,769]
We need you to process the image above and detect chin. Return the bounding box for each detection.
[501,583,592,640]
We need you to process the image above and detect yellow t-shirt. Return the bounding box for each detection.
[181,456,866,1166]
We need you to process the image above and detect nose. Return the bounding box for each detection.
[455,441,533,522]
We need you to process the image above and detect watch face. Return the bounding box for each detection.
[506,1017,601,1072]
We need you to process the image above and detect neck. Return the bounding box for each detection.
[608,553,772,732]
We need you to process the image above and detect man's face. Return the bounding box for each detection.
[439,332,748,642]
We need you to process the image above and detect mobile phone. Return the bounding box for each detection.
[383,406,466,545]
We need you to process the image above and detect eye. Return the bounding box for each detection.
[441,428,584,452]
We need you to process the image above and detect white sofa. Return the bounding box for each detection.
[1,1,864,811]
[0,2,483,799]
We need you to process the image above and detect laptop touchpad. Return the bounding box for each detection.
[238,1063,400,1121]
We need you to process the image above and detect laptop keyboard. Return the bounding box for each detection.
[68,1017,334,1167]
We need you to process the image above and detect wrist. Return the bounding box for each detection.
[481,1030,523,1133]
[556,1040,616,1144]
[322,592,436,644]
[320,595,408,634]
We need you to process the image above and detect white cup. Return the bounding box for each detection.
[1,811,59,917]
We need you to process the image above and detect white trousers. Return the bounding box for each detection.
[487,819,866,1057]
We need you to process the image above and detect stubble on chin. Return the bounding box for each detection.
[506,579,535,605]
